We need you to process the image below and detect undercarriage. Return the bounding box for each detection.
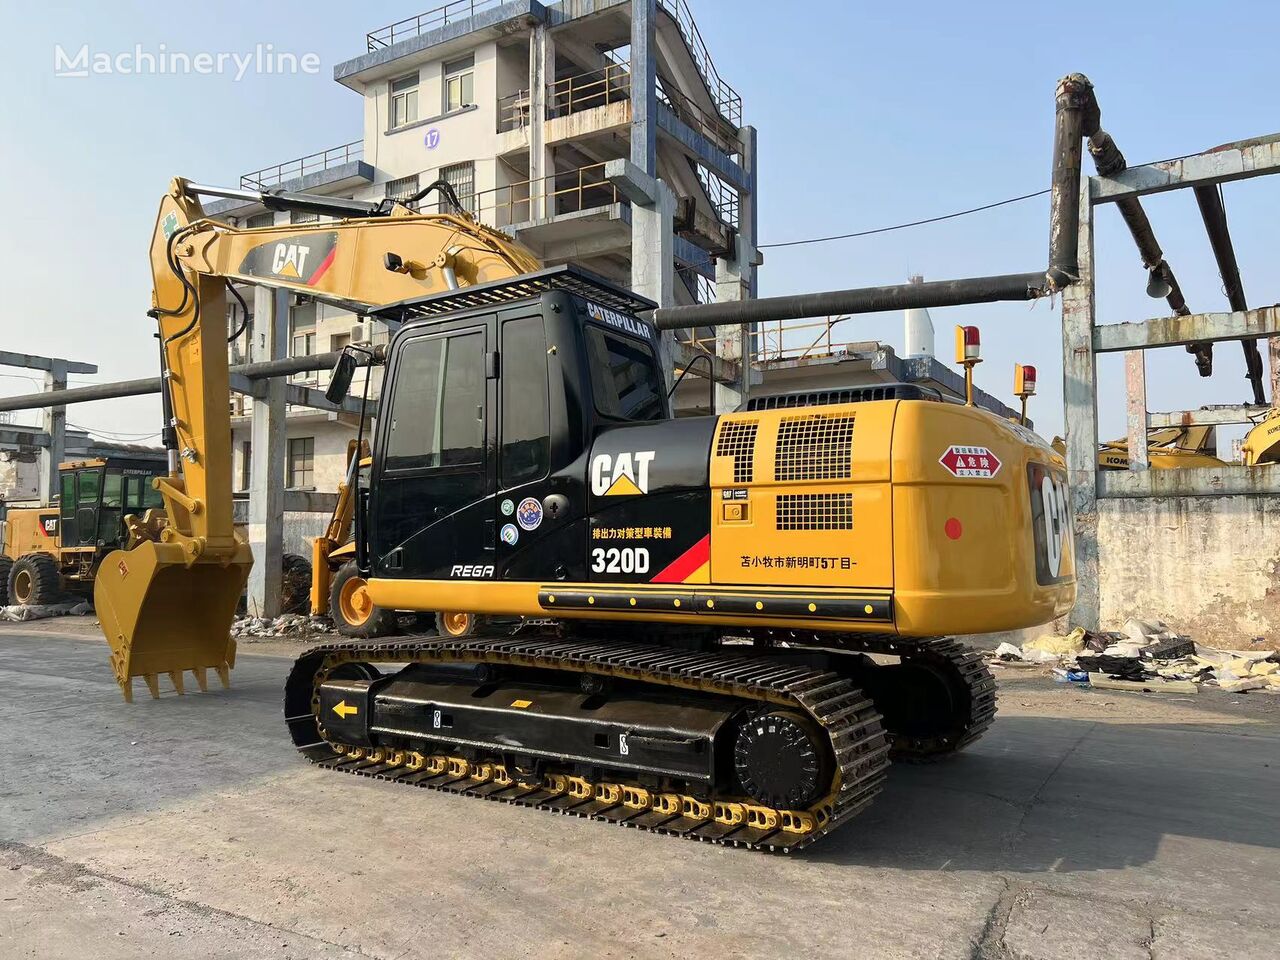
[284,626,995,852]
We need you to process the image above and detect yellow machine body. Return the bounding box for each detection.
[1243,409,1280,466]
[367,400,1075,637]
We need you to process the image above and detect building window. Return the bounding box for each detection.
[330,332,351,353]
[246,212,274,229]
[390,72,420,129]
[239,441,252,492]
[443,56,474,113]
[288,437,315,489]
[385,174,420,203]
[439,161,475,215]
[290,209,319,225]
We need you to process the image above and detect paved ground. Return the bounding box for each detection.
[1,624,1278,959]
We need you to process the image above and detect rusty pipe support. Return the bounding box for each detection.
[1046,74,1097,290]
[1075,91,1210,376]
[1194,186,1267,403]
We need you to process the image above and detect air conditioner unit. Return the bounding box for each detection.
[350,324,369,344]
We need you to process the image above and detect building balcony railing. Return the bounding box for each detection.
[499,60,633,133]
[240,141,364,190]
[676,316,859,366]
[367,0,503,51]
[467,162,621,226]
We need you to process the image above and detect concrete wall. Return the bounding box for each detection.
[283,510,329,559]
[362,40,503,194]
[1097,494,1280,646]
[0,454,40,503]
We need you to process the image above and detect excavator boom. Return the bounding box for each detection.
[95,178,540,701]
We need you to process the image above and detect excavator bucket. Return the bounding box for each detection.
[94,539,252,703]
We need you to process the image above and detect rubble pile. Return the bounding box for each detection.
[990,618,1279,695]
[231,613,334,641]
[0,601,94,622]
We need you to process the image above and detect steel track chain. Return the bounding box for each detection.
[285,633,893,853]
[772,634,998,761]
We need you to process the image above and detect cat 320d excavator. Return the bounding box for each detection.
[93,174,1074,853]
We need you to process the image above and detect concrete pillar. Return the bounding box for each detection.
[38,359,67,506]
[528,24,556,221]
[630,0,657,176]
[1060,183,1099,631]
[739,125,759,299]
[631,180,676,390]
[713,252,748,413]
[1124,351,1149,471]
[245,287,287,618]
[1270,336,1280,408]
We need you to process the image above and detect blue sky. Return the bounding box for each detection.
[2,0,1276,443]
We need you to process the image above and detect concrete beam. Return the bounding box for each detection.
[1094,305,1280,353]
[1091,138,1280,203]
[670,340,738,386]
[284,384,372,417]
[0,428,49,448]
[604,158,659,206]
[1098,463,1280,498]
[655,103,747,192]
[1147,404,1270,428]
[0,351,97,375]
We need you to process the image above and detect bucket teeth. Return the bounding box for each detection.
[120,679,134,705]
[214,665,231,690]
[193,667,208,693]
[168,670,185,695]
[144,674,161,700]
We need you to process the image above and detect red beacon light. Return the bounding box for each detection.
[955,325,981,363]
[1014,364,1037,397]
[954,326,982,405]
[1013,363,1037,426]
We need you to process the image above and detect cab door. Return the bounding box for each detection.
[72,468,102,547]
[371,318,496,580]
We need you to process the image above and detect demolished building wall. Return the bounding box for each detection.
[1097,495,1280,645]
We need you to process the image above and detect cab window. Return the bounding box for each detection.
[500,316,549,486]
[77,469,101,505]
[585,326,664,422]
[385,330,485,471]
[103,471,123,509]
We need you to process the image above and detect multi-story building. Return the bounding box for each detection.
[207,0,758,499]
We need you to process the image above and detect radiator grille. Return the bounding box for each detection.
[774,414,855,481]
[776,493,854,531]
[715,419,759,483]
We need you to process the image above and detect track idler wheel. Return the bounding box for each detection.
[732,710,831,810]
[861,642,997,762]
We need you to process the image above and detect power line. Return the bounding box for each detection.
[759,188,1051,250]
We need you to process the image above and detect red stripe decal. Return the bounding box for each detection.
[307,246,338,285]
[650,534,710,584]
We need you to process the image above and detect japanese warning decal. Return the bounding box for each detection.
[939,445,1002,479]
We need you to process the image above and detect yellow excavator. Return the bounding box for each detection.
[1243,408,1280,465]
[93,176,538,700]
[94,176,1074,851]
[1053,425,1227,471]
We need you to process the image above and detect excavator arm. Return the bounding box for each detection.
[95,177,540,702]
